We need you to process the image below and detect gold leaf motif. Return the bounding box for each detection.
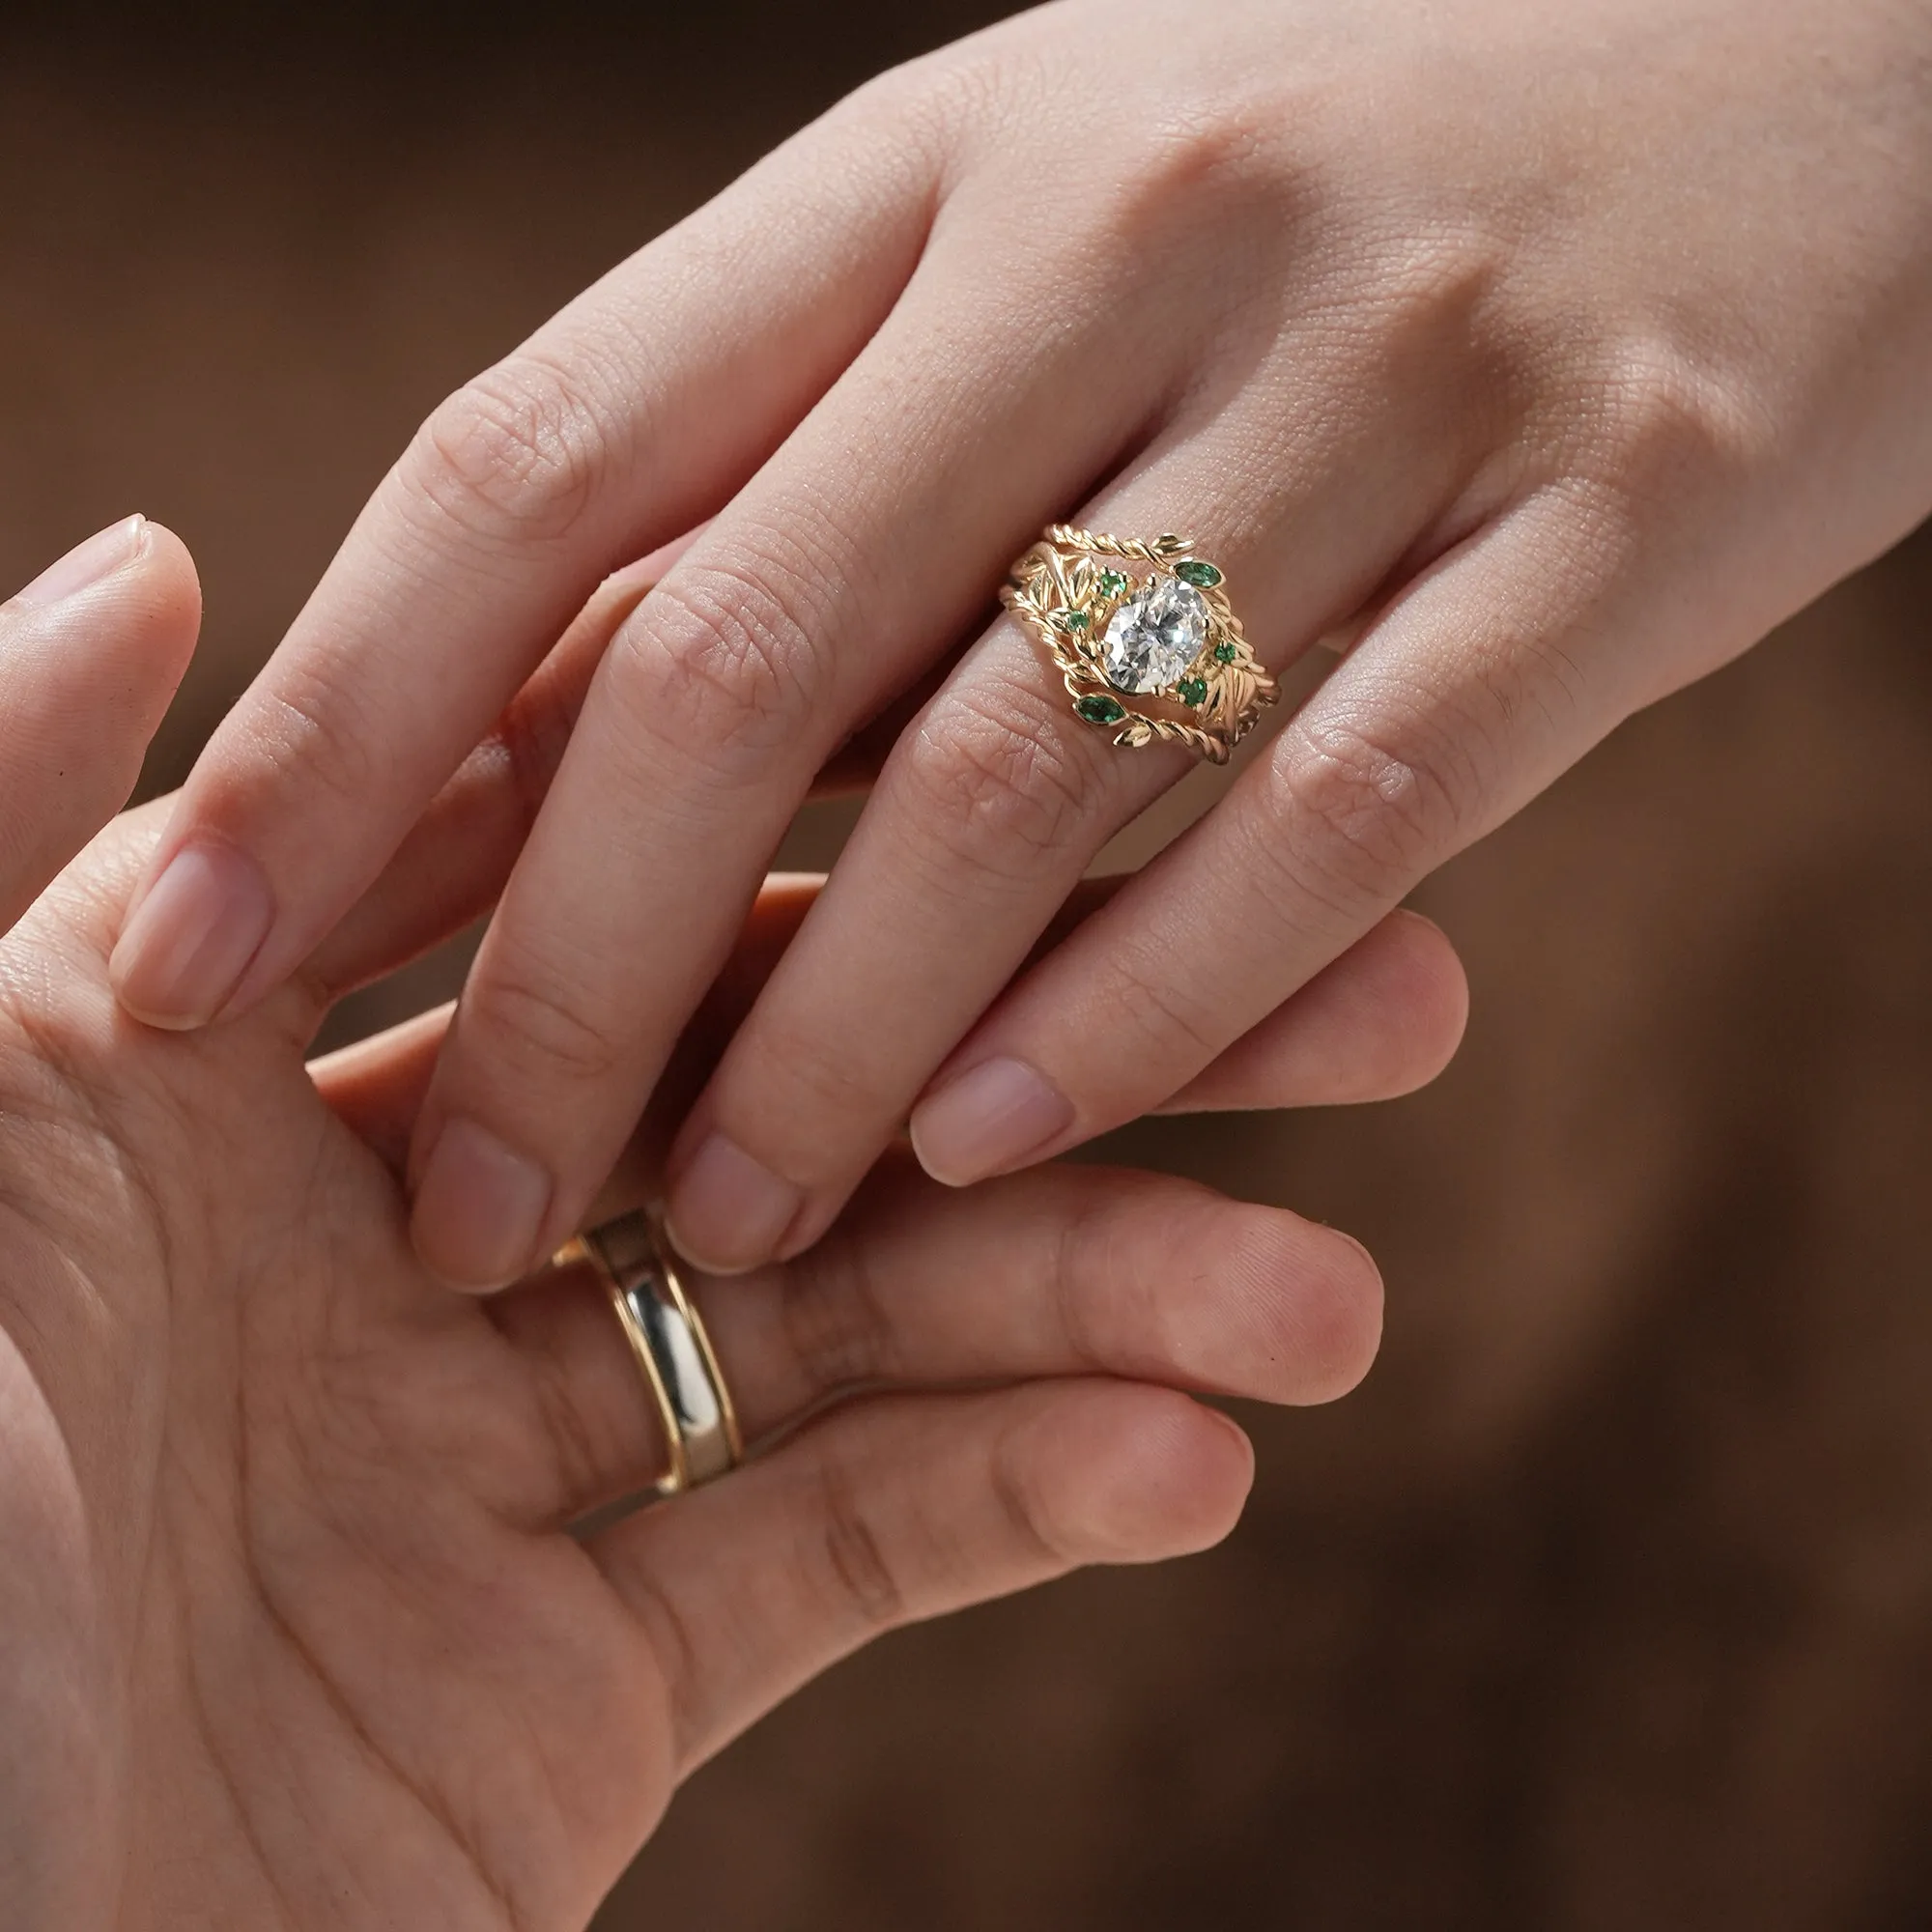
[1005,528,1278,762]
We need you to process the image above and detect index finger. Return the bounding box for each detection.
[108,89,939,1032]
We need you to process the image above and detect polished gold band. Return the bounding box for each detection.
[557,1209,744,1496]
[1001,526,1278,765]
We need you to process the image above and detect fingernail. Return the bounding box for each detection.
[664,1131,803,1275]
[109,841,274,1030]
[909,1056,1075,1187]
[12,515,145,608]
[411,1117,553,1292]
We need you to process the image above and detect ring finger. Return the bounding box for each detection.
[660,350,1479,1272]
[490,1152,1382,1528]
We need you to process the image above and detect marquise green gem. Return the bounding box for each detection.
[1097,569,1129,597]
[1213,641,1238,664]
[1178,675,1209,707]
[1063,609,1090,632]
[1075,694,1126,726]
[1174,559,1223,589]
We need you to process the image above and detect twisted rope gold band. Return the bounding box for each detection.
[1044,526,1189,562]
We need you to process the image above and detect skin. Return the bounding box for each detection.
[0,525,1464,1928]
[107,0,1932,1291]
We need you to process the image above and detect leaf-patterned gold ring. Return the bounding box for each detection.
[1000,526,1278,765]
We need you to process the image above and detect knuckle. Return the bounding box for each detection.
[731,1023,879,1155]
[1365,225,1513,364]
[1073,93,1300,295]
[1128,100,1275,213]
[987,1427,1068,1571]
[460,953,623,1089]
[1261,705,1471,911]
[810,1448,907,1633]
[781,1233,900,1403]
[899,681,1104,886]
[256,669,385,816]
[607,551,833,768]
[1044,1182,1125,1375]
[1048,1180,1236,1382]
[842,40,1000,157]
[1077,959,1222,1065]
[481,671,575,842]
[407,353,609,547]
[1581,339,1775,512]
[1077,79,1274,227]
[617,1567,701,1760]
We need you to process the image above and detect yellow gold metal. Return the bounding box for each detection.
[1001,526,1278,764]
[555,1209,744,1496]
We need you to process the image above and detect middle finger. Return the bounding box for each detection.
[406,224,1183,1289]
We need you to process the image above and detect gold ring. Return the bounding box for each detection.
[556,1209,744,1496]
[1001,526,1278,764]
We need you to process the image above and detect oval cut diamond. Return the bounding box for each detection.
[1100,575,1208,694]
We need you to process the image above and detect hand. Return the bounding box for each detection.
[108,0,1929,1288]
[2,526,1463,1926]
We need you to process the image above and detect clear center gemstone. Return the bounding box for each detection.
[1100,576,1208,694]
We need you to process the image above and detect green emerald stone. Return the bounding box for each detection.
[1178,675,1209,706]
[1061,609,1090,632]
[1097,569,1129,598]
[1213,641,1238,664]
[1075,694,1126,726]
[1174,559,1223,590]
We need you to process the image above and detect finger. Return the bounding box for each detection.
[489,1155,1376,1522]
[909,493,1651,1181]
[401,213,1195,1292]
[1153,906,1467,1114]
[309,874,826,1171]
[0,520,200,938]
[310,890,1465,1180]
[302,543,939,1012]
[589,1379,1251,1776]
[659,360,1477,1270]
[109,88,945,1032]
[300,545,680,1007]
[310,1003,452,1175]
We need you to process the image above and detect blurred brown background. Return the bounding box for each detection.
[7,4,1931,1925]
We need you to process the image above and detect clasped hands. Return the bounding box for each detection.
[105,0,1931,1296]
[10,0,1930,1920]
[0,522,1457,1926]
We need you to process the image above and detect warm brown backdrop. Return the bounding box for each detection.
[8,5,1931,1925]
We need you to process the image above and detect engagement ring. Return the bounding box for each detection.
[1001,526,1278,764]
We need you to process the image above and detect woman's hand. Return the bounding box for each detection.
[108,0,1932,1288]
[2,526,1462,1927]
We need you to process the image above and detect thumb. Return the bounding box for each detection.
[0,518,201,940]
